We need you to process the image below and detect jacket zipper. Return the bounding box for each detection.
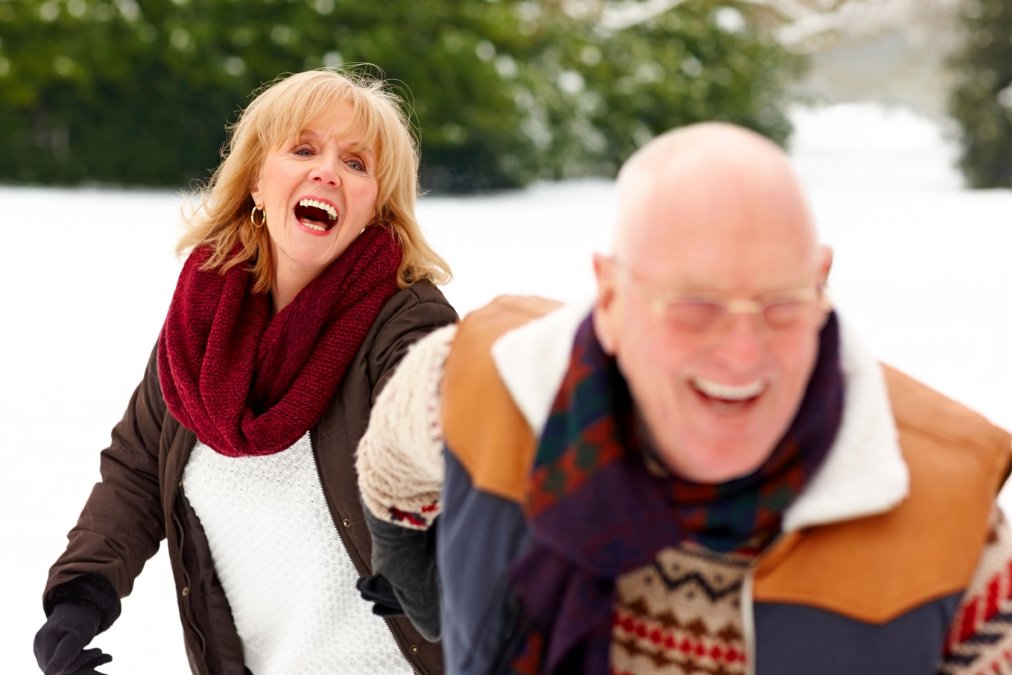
[309,429,418,674]
[740,534,782,675]
[740,566,757,675]
[172,498,209,658]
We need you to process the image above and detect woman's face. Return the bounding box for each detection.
[251,101,379,299]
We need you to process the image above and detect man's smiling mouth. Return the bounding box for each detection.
[690,377,766,404]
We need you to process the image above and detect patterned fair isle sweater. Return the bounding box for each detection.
[611,509,1012,675]
[611,542,752,675]
[940,508,1012,674]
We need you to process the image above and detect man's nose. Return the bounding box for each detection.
[714,311,765,367]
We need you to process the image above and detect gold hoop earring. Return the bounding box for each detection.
[250,205,266,229]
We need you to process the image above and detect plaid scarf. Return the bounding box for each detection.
[507,312,844,673]
[157,226,401,457]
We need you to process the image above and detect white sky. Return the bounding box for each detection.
[2,103,1010,673]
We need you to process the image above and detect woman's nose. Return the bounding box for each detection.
[310,155,342,186]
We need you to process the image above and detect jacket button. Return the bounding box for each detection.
[342,518,352,528]
[181,586,190,597]
[409,644,419,654]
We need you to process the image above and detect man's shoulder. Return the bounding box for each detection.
[883,364,1012,475]
[442,295,564,504]
[454,295,564,345]
[754,366,1011,624]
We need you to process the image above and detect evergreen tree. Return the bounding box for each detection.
[513,0,799,183]
[949,0,1012,188]
[0,0,800,192]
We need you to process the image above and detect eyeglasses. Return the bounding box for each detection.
[613,259,828,333]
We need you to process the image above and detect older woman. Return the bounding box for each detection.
[34,68,455,675]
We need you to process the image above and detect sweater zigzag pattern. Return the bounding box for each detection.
[611,542,751,675]
[941,508,1012,674]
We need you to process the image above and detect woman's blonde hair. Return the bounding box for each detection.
[177,67,451,291]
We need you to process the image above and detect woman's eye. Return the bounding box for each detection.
[345,158,366,172]
[293,146,314,157]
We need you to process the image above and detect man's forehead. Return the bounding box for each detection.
[613,124,815,260]
[621,128,786,197]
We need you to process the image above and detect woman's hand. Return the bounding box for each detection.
[33,604,111,675]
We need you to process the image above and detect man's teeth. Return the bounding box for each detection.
[298,198,337,222]
[692,377,765,401]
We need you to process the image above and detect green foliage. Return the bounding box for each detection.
[513,1,798,182]
[948,0,1012,188]
[0,0,800,192]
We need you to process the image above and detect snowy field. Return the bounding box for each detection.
[2,104,1010,672]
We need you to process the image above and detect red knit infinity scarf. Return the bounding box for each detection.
[157,226,401,457]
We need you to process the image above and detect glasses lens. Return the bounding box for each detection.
[762,298,811,329]
[667,300,724,331]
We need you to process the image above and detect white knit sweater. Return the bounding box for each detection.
[182,432,413,675]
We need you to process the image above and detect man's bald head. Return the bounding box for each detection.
[611,122,819,270]
[593,122,832,483]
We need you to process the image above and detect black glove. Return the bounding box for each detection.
[34,603,112,675]
[356,574,405,617]
[362,508,442,641]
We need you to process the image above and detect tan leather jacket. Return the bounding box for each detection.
[438,296,1012,673]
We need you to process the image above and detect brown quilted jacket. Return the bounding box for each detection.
[43,281,456,675]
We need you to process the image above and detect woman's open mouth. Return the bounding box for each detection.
[294,198,338,232]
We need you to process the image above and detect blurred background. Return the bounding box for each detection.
[0,0,1009,193]
[3,1,1011,673]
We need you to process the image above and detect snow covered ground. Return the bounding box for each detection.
[3,104,1009,672]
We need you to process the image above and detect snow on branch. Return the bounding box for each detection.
[590,0,961,51]
[744,0,962,49]
[600,0,689,31]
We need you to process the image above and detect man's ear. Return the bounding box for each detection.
[592,253,618,355]
[816,245,835,326]
[817,245,833,286]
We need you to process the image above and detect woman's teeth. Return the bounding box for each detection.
[692,377,765,401]
[299,198,337,222]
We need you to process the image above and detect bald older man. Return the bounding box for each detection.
[355,123,1012,674]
